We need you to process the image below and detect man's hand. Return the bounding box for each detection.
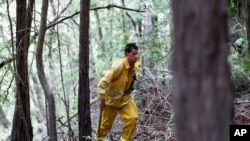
[99,99,105,109]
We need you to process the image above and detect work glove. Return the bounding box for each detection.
[99,99,105,110]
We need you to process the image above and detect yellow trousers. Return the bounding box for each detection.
[97,99,138,141]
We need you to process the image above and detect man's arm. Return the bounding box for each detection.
[97,68,115,99]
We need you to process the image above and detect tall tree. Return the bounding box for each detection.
[246,0,250,54]
[11,0,34,140]
[36,0,58,140]
[78,0,92,141]
[172,1,233,141]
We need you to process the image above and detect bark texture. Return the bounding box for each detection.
[11,0,34,140]
[172,1,234,141]
[36,0,58,140]
[246,0,250,54]
[78,0,92,141]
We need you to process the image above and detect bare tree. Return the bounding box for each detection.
[36,0,58,140]
[78,0,92,140]
[172,1,234,141]
[11,0,34,140]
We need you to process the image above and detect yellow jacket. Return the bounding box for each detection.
[97,57,141,108]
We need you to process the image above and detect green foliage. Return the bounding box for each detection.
[228,32,250,94]
[227,0,238,17]
[229,28,250,73]
[0,11,4,17]
[0,64,14,103]
[229,47,249,75]
[3,0,250,139]
[227,0,237,16]
[239,57,250,73]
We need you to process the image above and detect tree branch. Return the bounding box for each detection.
[0,59,13,69]
[46,4,144,30]
[90,4,145,12]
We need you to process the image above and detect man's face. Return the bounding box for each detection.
[126,49,138,65]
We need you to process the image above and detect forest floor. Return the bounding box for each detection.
[90,69,250,141]
[91,96,250,141]
[234,97,250,125]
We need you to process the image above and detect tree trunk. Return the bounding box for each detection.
[78,0,92,140]
[143,7,154,68]
[0,105,10,128]
[35,0,58,140]
[94,10,105,51]
[246,0,250,55]
[30,72,46,123]
[172,1,233,141]
[11,0,34,140]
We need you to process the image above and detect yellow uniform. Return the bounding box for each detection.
[97,57,140,141]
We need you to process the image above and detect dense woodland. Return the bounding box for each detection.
[0,0,250,141]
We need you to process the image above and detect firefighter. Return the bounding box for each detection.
[96,43,141,141]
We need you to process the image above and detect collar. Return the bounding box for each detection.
[123,57,141,70]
